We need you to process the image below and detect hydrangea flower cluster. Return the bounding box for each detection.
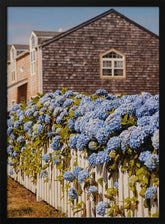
[145,186,157,199]
[7,89,159,214]
[63,171,74,182]
[139,151,159,170]
[78,170,89,183]
[88,186,98,194]
[96,201,108,216]
[68,187,78,199]
[41,170,48,178]
[42,154,50,163]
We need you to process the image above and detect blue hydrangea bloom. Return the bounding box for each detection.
[54,90,62,96]
[37,124,45,134]
[21,146,26,152]
[96,201,108,216]
[105,115,122,133]
[53,158,60,164]
[63,99,74,108]
[137,116,151,127]
[78,170,89,183]
[76,134,90,151]
[23,121,33,132]
[7,145,14,153]
[14,120,22,128]
[41,170,48,178]
[42,154,50,162]
[96,151,110,165]
[33,111,39,117]
[129,126,148,149]
[68,118,75,131]
[144,154,159,170]
[88,186,98,194]
[88,153,97,166]
[63,171,74,181]
[69,134,79,149]
[139,151,151,162]
[95,127,109,145]
[8,118,14,127]
[119,127,136,151]
[73,166,82,178]
[51,135,62,151]
[95,89,108,97]
[45,114,50,123]
[7,127,13,136]
[114,181,119,189]
[68,187,78,199]
[17,136,25,144]
[95,151,105,165]
[25,109,33,117]
[63,90,74,98]
[106,136,121,152]
[145,186,157,199]
[27,129,32,137]
[9,169,14,175]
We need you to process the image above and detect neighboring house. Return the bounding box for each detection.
[7,31,61,109]
[7,9,159,109]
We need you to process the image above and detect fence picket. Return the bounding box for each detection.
[8,145,159,218]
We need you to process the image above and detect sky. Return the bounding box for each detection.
[7,7,159,45]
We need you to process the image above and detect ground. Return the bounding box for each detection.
[7,176,66,217]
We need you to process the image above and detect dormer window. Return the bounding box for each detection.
[100,49,126,79]
[11,48,15,60]
[31,36,35,48]
[30,35,36,75]
[10,47,16,82]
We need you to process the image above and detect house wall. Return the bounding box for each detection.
[42,11,159,95]
[7,50,39,109]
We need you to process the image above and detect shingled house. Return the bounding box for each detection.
[7,9,159,109]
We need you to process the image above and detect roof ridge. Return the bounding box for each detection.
[40,8,158,48]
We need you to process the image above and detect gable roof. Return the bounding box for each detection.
[32,30,61,37]
[13,44,29,50]
[40,8,159,48]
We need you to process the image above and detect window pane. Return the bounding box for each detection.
[114,61,123,68]
[114,69,123,76]
[103,61,111,68]
[32,36,35,48]
[33,51,35,61]
[102,69,112,76]
[103,51,123,58]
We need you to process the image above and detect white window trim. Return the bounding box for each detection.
[100,48,126,79]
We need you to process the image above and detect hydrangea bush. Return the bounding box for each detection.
[7,88,159,217]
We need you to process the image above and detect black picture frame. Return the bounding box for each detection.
[0,0,164,224]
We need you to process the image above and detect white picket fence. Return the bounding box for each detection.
[8,142,159,217]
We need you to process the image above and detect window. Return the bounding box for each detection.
[31,36,35,48]
[100,49,126,79]
[30,35,36,75]
[10,47,16,82]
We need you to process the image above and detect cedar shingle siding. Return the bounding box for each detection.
[42,10,159,95]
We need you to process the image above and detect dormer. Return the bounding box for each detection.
[30,32,37,75]
[10,45,16,82]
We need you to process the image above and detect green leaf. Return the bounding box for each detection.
[139,187,146,197]
[127,210,131,217]
[152,212,159,217]
[97,177,103,187]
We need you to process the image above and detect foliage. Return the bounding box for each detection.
[7,88,159,217]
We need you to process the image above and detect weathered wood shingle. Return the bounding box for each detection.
[42,9,159,95]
